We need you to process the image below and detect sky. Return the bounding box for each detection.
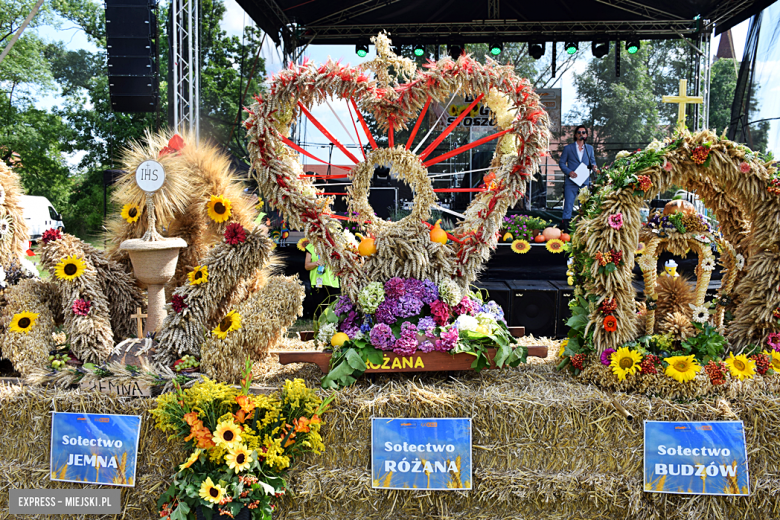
[26,1,756,168]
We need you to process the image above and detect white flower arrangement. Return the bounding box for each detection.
[616,150,631,160]
[438,279,462,306]
[357,282,385,314]
[700,257,716,272]
[316,322,337,345]
[690,304,710,324]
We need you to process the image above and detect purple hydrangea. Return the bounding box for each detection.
[333,296,354,316]
[418,340,436,353]
[360,318,372,334]
[404,279,425,300]
[393,322,418,356]
[339,310,358,335]
[369,323,396,351]
[417,316,437,336]
[453,296,480,317]
[420,279,439,304]
[480,301,506,323]
[384,277,406,298]
[435,326,459,352]
[396,295,424,318]
[374,298,399,325]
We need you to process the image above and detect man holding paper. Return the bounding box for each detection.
[559,125,599,232]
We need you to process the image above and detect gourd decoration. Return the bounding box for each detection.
[430,220,448,244]
[356,233,377,256]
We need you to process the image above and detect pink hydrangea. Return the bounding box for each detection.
[435,327,459,352]
[663,160,673,172]
[453,296,479,317]
[430,300,451,326]
[607,213,624,230]
[71,298,91,316]
[393,322,418,356]
[767,332,780,351]
[740,162,751,173]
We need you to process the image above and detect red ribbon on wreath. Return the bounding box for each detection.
[159,134,186,157]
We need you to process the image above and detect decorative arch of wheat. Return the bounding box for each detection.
[244,35,549,300]
[574,129,780,353]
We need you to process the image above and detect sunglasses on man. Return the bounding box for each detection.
[577,130,588,135]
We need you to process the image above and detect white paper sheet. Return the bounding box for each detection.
[571,163,590,186]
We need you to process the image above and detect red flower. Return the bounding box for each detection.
[224,223,246,245]
[603,315,618,332]
[740,162,751,173]
[636,175,652,192]
[171,294,187,313]
[599,297,617,314]
[42,228,62,244]
[691,145,710,165]
[71,298,91,316]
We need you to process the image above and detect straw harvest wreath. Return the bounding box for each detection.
[562,128,780,389]
[245,33,550,301]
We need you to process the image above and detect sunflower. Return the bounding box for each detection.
[198,477,226,504]
[511,239,531,254]
[178,449,202,472]
[546,238,565,253]
[0,215,13,241]
[212,419,243,448]
[54,255,86,281]
[690,304,710,324]
[603,315,618,332]
[297,237,310,251]
[212,310,242,339]
[120,203,141,224]
[764,350,780,372]
[10,311,39,334]
[187,265,208,285]
[207,195,232,223]
[664,355,701,383]
[610,347,643,381]
[225,444,253,473]
[725,353,756,381]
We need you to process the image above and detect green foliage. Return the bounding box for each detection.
[680,322,728,364]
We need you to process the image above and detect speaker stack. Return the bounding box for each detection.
[549,280,573,338]
[105,0,158,112]
[506,281,557,337]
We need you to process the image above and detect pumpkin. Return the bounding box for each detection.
[356,233,377,256]
[534,234,546,243]
[560,233,571,242]
[663,199,697,217]
[542,227,562,241]
[430,220,448,244]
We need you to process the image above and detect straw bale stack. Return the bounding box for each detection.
[4,346,780,520]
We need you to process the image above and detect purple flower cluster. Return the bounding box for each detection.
[370,323,396,350]
[334,296,354,316]
[417,316,437,336]
[393,322,418,356]
[420,279,439,304]
[418,340,436,353]
[481,301,506,323]
[396,295,424,318]
[360,318,372,334]
[339,310,360,338]
[384,277,406,298]
[435,326,459,352]
[453,296,479,317]
[374,299,398,324]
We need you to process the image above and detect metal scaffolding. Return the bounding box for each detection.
[172,0,200,139]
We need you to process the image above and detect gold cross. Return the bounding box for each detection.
[662,79,703,127]
[130,307,147,338]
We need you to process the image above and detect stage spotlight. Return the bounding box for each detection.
[564,41,578,55]
[489,42,503,56]
[625,39,640,54]
[413,44,425,57]
[591,40,609,58]
[447,43,464,59]
[528,42,545,60]
[356,43,369,57]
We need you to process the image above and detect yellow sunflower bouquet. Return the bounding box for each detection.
[151,360,331,520]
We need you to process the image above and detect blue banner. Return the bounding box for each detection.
[644,420,749,495]
[372,418,471,490]
[50,412,142,487]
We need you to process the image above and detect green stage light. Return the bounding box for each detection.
[489,42,503,56]
[356,44,369,58]
[413,44,425,57]
[565,41,578,55]
[626,39,640,54]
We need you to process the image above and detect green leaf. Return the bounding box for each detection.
[344,348,367,371]
[605,263,616,274]
[361,346,384,366]
[494,343,510,367]
[470,352,490,372]
[171,503,192,520]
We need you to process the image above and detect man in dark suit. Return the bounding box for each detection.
[558,125,599,232]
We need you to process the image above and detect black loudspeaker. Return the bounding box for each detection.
[105,0,158,113]
[549,280,574,338]
[473,281,511,320]
[506,281,557,337]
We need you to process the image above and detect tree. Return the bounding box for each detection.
[708,58,738,135]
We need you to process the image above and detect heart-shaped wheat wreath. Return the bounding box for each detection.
[245,33,550,300]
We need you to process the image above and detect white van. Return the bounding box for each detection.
[19,195,65,241]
